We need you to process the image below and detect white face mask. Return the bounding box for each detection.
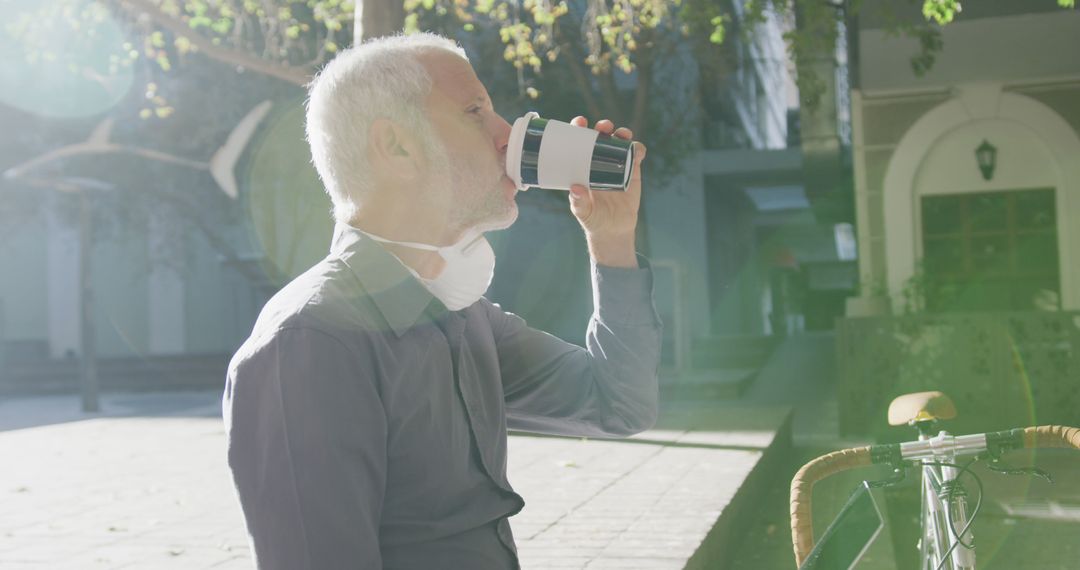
[360,228,496,311]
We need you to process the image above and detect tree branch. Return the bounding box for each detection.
[628,28,660,140]
[555,23,604,120]
[598,68,625,124]
[5,141,208,180]
[630,57,651,141]
[112,0,313,86]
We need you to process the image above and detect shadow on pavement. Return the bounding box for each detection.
[0,389,223,432]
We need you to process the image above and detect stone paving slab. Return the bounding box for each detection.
[0,391,790,569]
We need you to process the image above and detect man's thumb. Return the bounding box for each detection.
[568,184,590,219]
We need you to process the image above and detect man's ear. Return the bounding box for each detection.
[368,118,420,181]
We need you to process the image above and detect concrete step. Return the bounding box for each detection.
[0,353,230,395]
[660,368,759,400]
[691,335,779,369]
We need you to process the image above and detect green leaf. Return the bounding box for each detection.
[709,15,726,44]
[174,36,193,54]
[186,1,209,18]
[922,0,961,25]
[211,18,233,34]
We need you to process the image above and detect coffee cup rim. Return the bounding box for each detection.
[506,111,539,190]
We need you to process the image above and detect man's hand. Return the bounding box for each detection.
[567,117,647,269]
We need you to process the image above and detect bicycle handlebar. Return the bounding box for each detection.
[790,425,1080,567]
[1022,424,1080,449]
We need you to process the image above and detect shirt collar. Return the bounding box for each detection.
[330,222,436,338]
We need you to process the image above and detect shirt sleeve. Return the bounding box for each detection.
[489,256,662,438]
[223,326,387,570]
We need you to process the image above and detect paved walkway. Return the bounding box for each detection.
[0,391,790,569]
[740,331,848,447]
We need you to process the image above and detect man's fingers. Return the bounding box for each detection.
[570,117,634,141]
[568,184,593,221]
[626,143,646,199]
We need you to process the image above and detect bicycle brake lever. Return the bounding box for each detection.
[866,466,908,488]
[986,460,1054,484]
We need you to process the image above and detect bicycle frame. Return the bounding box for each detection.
[915,431,975,570]
[790,388,1075,570]
[790,409,1080,570]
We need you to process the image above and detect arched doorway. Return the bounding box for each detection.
[882,84,1080,311]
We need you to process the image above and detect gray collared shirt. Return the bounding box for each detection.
[223,223,661,570]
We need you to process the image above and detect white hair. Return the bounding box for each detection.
[305,33,469,224]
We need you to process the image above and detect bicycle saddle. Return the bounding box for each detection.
[887,391,957,426]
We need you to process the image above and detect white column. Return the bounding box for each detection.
[46,198,80,358]
[147,213,186,355]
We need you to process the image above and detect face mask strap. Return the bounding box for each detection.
[347,224,495,310]
[356,229,442,253]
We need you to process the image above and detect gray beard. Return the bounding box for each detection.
[426,138,509,233]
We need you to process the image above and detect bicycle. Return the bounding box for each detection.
[789,390,1080,570]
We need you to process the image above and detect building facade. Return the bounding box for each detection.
[848,2,1080,315]
[835,1,1080,437]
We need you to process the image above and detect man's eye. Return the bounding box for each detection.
[467,106,483,115]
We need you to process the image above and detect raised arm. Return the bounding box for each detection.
[489,258,662,438]
[490,116,660,437]
[223,326,386,569]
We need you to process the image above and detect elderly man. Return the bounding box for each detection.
[223,32,660,569]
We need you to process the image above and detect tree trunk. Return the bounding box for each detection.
[354,0,406,45]
[629,54,653,258]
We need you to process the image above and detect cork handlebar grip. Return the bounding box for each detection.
[789,446,872,567]
[1023,425,1080,450]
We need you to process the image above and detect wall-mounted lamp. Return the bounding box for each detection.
[975,139,997,181]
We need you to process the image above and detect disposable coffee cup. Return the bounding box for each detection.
[506,112,635,192]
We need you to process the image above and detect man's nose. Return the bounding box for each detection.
[494,114,512,156]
